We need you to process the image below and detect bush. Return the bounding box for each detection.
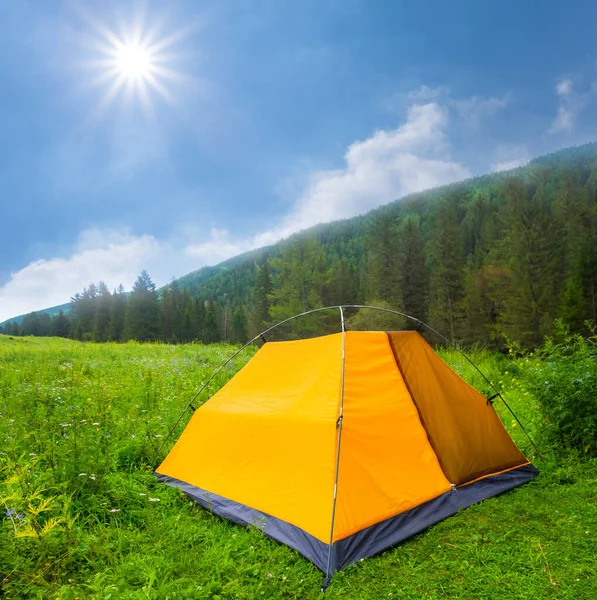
[526,323,597,457]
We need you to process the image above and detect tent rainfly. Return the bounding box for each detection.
[155,314,538,590]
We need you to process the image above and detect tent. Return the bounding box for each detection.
[155,324,537,588]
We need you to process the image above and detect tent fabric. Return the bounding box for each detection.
[155,330,537,578]
[388,332,528,485]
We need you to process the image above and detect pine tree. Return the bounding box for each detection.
[108,285,127,341]
[179,290,199,342]
[231,303,248,343]
[396,217,428,322]
[428,197,465,342]
[202,301,220,343]
[124,271,160,341]
[366,216,398,306]
[93,281,112,341]
[499,179,561,346]
[250,261,272,335]
[269,237,330,323]
[52,310,71,338]
[162,279,182,342]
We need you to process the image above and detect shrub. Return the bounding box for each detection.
[526,323,597,457]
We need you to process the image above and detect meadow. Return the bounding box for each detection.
[0,334,595,599]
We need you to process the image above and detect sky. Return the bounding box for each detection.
[1,0,597,322]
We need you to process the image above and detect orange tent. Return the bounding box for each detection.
[156,330,537,586]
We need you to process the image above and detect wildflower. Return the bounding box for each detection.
[92,422,100,426]
[6,509,15,517]
[109,509,120,513]
[154,434,163,438]
[282,576,287,582]
[79,473,87,477]
[89,475,96,480]
[60,423,72,427]
[29,453,36,456]
[148,497,160,502]
[267,574,273,578]
[81,419,87,423]
[131,434,135,438]
[139,493,147,496]
[16,514,24,519]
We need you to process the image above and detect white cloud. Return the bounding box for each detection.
[451,95,509,125]
[185,228,251,264]
[549,78,584,134]
[408,85,450,101]
[255,103,469,245]
[556,79,572,97]
[0,229,162,322]
[549,105,574,134]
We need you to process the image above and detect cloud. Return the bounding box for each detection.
[451,95,509,126]
[402,86,509,127]
[0,229,163,322]
[185,228,251,264]
[549,78,584,134]
[255,103,469,245]
[408,85,450,101]
[556,79,572,97]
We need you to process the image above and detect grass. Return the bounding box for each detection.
[0,334,596,599]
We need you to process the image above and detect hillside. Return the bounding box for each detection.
[3,141,597,347]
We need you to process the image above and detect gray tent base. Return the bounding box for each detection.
[156,463,538,577]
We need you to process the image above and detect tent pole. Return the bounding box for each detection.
[322,307,347,592]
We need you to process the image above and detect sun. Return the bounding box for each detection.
[114,43,153,80]
[83,14,189,118]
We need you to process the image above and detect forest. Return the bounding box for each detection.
[2,143,596,349]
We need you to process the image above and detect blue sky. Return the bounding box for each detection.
[1,0,597,321]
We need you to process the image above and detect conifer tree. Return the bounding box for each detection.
[231,303,248,343]
[108,285,127,341]
[202,301,221,343]
[93,281,112,341]
[250,261,272,335]
[124,271,160,341]
[396,217,428,322]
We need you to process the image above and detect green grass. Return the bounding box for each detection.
[0,335,596,599]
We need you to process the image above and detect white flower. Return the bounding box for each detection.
[139,493,147,496]
[92,422,100,426]
[109,509,120,513]
[148,497,160,502]
[78,473,87,477]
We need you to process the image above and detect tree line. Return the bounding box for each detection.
[2,144,597,348]
[0,270,248,344]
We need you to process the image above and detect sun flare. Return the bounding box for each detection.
[114,43,153,80]
[84,15,189,117]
